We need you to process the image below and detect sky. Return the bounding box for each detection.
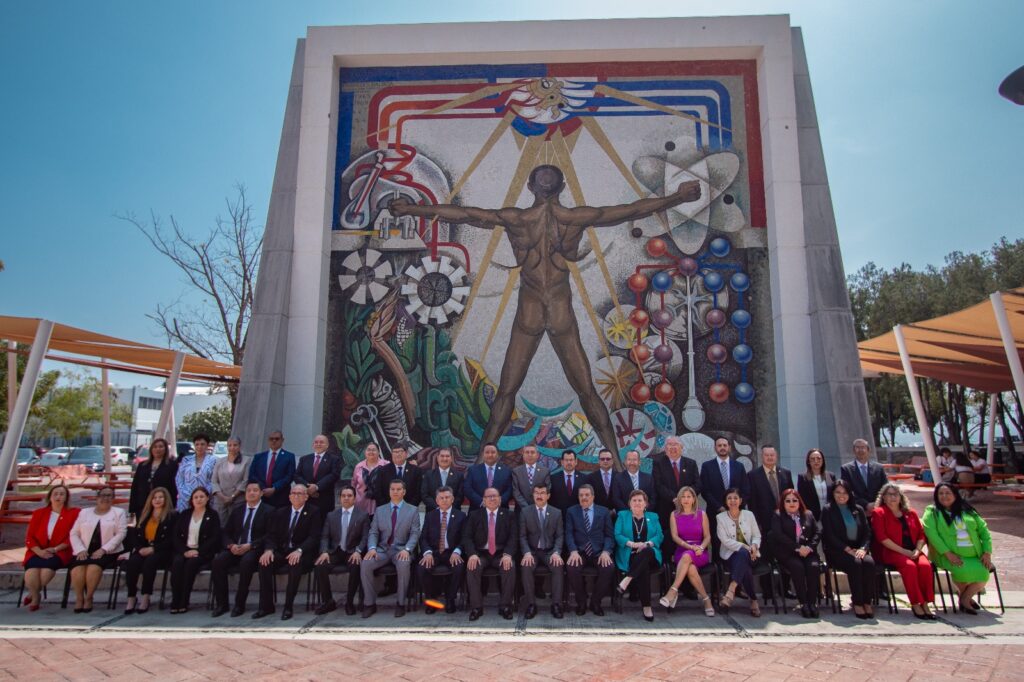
[1,0,1022,389]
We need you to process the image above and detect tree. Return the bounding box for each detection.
[39,371,132,445]
[1,343,60,440]
[116,185,262,412]
[177,404,233,443]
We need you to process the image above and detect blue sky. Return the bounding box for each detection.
[1,1,1022,388]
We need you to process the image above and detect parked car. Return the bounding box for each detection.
[108,446,136,466]
[176,442,195,459]
[66,446,105,473]
[212,441,228,457]
[39,448,73,467]
[16,447,39,467]
[132,443,185,470]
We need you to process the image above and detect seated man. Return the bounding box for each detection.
[255,484,322,620]
[519,483,565,619]
[360,479,421,618]
[314,485,370,616]
[211,481,274,617]
[416,486,466,614]
[463,487,516,621]
[564,484,615,616]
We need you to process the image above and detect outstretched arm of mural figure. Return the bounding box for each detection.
[558,180,702,227]
[390,197,523,230]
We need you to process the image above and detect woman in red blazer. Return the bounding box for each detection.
[23,485,80,611]
[870,482,935,619]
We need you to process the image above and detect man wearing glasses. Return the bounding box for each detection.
[247,431,296,508]
[586,448,617,512]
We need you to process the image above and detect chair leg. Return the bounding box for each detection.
[17,578,25,609]
[159,571,169,610]
[933,567,949,614]
[944,571,956,614]
[108,565,122,610]
[61,570,71,609]
[991,567,1005,615]
[885,570,898,615]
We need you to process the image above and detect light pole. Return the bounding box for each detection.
[999,65,1024,105]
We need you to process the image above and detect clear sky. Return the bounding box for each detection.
[1,0,1022,388]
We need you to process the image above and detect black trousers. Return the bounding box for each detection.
[258,551,314,611]
[416,551,466,604]
[625,547,658,607]
[211,548,261,610]
[829,551,876,605]
[566,553,615,607]
[124,549,170,598]
[466,553,515,609]
[170,554,208,609]
[314,550,361,605]
[778,553,821,607]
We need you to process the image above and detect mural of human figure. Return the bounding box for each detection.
[391,165,701,465]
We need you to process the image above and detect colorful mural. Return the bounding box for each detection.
[323,61,774,473]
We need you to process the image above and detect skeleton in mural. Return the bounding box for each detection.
[391,165,702,464]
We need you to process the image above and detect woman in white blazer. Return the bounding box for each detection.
[715,487,763,617]
[69,487,127,612]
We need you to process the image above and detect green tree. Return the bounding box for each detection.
[1,343,60,439]
[39,371,132,445]
[177,404,232,442]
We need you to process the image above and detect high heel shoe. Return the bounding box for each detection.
[750,600,761,618]
[658,587,679,609]
[615,580,630,596]
[702,595,715,617]
[642,607,654,622]
[719,590,735,612]
[22,596,32,606]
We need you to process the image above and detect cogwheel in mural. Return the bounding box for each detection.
[401,255,471,325]
[338,249,393,305]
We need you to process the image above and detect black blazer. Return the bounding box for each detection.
[651,455,701,513]
[269,504,322,555]
[548,471,582,512]
[375,462,424,508]
[839,460,889,509]
[172,509,222,560]
[421,468,465,513]
[586,469,617,510]
[419,507,467,557]
[294,452,342,515]
[820,502,872,562]
[130,459,179,517]
[796,472,836,520]
[221,502,274,552]
[768,510,820,559]
[610,470,658,512]
[129,511,176,556]
[461,507,515,558]
[748,466,795,532]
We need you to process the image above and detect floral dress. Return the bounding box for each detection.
[174,454,217,512]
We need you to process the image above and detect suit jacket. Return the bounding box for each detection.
[221,502,274,552]
[699,457,750,515]
[172,508,222,560]
[748,466,795,532]
[420,468,465,513]
[652,454,701,513]
[797,471,836,520]
[419,507,467,557]
[769,510,820,559]
[548,470,583,512]
[368,501,421,553]
[129,458,179,516]
[294,451,342,514]
[820,502,871,562]
[840,460,889,509]
[319,505,370,555]
[511,463,551,510]
[715,509,761,560]
[586,469,617,510]
[247,449,297,508]
[519,504,563,556]
[613,511,663,571]
[24,506,80,566]
[462,507,516,559]
[269,504,322,555]
[564,504,615,555]
[465,463,512,511]
[128,510,176,556]
[870,505,924,566]
[375,462,424,508]
[610,470,657,512]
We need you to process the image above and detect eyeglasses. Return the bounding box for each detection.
[784,498,799,504]
[98,493,114,499]
[598,457,613,461]
[883,491,900,497]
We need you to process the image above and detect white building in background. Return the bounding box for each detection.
[95,382,230,447]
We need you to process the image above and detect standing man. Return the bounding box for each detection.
[421,447,464,513]
[314,485,369,616]
[248,431,296,508]
[699,437,750,516]
[375,443,424,509]
[360,480,421,618]
[840,438,888,511]
[549,449,582,512]
[211,481,273,618]
[511,443,551,512]
[652,437,700,558]
[748,444,794,598]
[611,450,658,512]
[564,484,615,616]
[254,484,321,620]
[294,434,341,519]
[462,487,516,621]
[519,484,565,619]
[465,442,512,511]
[586,448,617,511]
[417,487,467,614]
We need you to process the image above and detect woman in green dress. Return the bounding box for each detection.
[922,483,994,614]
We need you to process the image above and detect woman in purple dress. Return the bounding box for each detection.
[659,486,714,615]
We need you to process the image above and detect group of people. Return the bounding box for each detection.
[20,432,996,625]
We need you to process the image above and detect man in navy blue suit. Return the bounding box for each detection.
[247,431,297,508]
[699,437,750,515]
[564,484,615,616]
[465,443,512,512]
[610,450,657,512]
[416,486,466,613]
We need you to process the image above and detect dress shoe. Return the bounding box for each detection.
[28,604,40,612]
[315,600,337,616]
[525,604,537,619]
[252,609,273,619]
[362,605,377,618]
[445,603,457,614]
[394,605,406,618]
[425,605,437,615]
[591,603,605,617]
[500,606,513,620]
[230,606,245,617]
[469,608,483,621]
[211,606,228,618]
[575,603,587,616]
[344,602,356,616]
[800,605,812,618]
[643,609,654,622]
[123,607,136,616]
[281,608,294,621]
[551,604,564,619]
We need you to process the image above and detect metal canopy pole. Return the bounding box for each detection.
[991,291,1024,404]
[987,393,998,466]
[154,352,185,446]
[6,341,16,422]
[894,324,942,484]
[101,362,112,472]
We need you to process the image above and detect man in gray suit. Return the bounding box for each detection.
[512,444,551,512]
[360,479,421,618]
[314,485,369,616]
[519,483,565,619]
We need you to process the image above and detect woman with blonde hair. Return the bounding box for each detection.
[659,486,714,615]
[871,482,935,619]
[122,487,177,614]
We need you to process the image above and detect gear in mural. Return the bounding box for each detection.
[401,255,470,325]
[338,249,393,305]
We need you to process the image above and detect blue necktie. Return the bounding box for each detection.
[720,459,730,488]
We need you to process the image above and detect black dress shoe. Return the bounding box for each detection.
[643,611,654,622]
[281,608,294,621]
[230,606,245,617]
[445,603,457,614]
[551,604,564,619]
[810,606,820,618]
[362,605,377,619]
[315,600,337,616]
[252,609,273,619]
[469,608,483,621]
[501,606,513,620]
[344,602,356,616]
[575,603,587,616]
[525,604,537,619]
[124,607,136,616]
[394,605,406,618]
[591,604,605,617]
[211,606,228,618]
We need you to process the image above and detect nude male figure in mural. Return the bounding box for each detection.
[391,165,701,466]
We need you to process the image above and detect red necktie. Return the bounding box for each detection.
[266,451,277,486]
[439,510,447,555]
[487,512,496,555]
[313,454,321,478]
[672,459,680,486]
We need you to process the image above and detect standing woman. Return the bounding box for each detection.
[769,489,821,618]
[797,448,835,520]
[122,487,176,614]
[871,483,936,620]
[716,487,763,617]
[169,487,221,613]
[130,438,178,517]
[22,485,79,611]
[175,434,217,512]
[659,486,714,615]
[68,487,127,612]
[211,437,248,519]
[352,442,384,516]
[614,490,663,622]
[821,479,875,618]
[922,483,994,614]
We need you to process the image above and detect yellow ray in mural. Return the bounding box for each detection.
[376,82,525,141]
[481,267,519,360]
[594,84,733,133]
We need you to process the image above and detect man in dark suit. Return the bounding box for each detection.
[611,450,658,512]
[586,448,617,511]
[294,434,342,519]
[247,430,296,508]
[519,484,565,619]
[465,442,512,511]
[511,443,550,512]
[748,444,794,598]
[211,481,274,617]
[549,449,582,513]
[254,483,322,620]
[462,486,516,621]
[564,484,615,616]
[421,447,464,513]
[375,443,424,509]
[699,437,750,516]
[314,485,369,616]
[840,438,888,511]
[416,486,467,614]
[652,437,701,558]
